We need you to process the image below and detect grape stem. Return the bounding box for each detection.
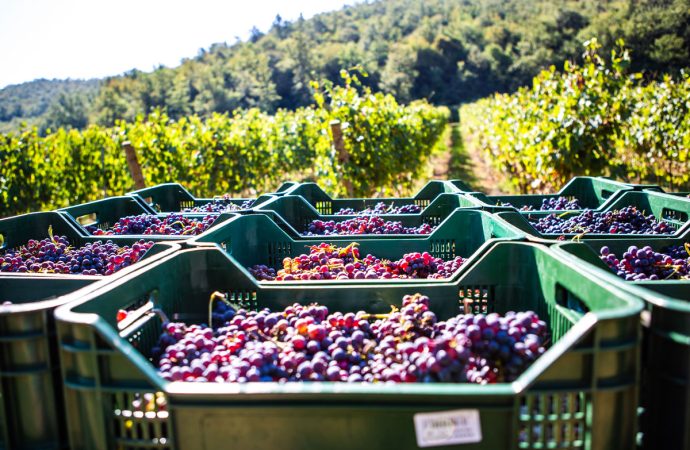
[208,291,234,328]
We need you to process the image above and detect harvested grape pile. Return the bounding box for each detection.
[600,244,690,281]
[152,293,548,384]
[500,196,582,211]
[88,214,217,236]
[249,243,465,281]
[0,235,153,275]
[304,216,434,235]
[182,198,254,213]
[334,202,422,215]
[531,206,672,234]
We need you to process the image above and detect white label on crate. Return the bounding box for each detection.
[413,409,482,447]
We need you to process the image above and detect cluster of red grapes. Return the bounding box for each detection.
[88,214,217,236]
[500,197,582,211]
[182,198,254,213]
[600,244,690,281]
[531,207,673,235]
[248,243,465,281]
[334,202,422,215]
[152,293,548,384]
[0,235,153,275]
[304,216,434,236]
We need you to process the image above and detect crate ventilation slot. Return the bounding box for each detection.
[518,392,587,449]
[268,242,292,267]
[458,285,493,314]
[315,201,333,215]
[424,215,443,226]
[227,290,258,311]
[112,391,171,449]
[430,239,456,259]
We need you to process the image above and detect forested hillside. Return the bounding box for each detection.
[0,79,99,133]
[1,0,688,132]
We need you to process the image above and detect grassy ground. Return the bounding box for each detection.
[423,122,505,194]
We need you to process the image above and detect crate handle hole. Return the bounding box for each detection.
[661,207,688,223]
[76,213,98,226]
[555,284,589,314]
[601,189,614,199]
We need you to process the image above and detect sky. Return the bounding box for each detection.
[0,0,356,88]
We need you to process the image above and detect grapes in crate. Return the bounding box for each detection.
[87,214,217,236]
[531,206,673,235]
[0,235,153,275]
[305,216,434,236]
[182,198,254,214]
[600,244,690,281]
[151,293,548,384]
[249,243,465,281]
[334,202,422,215]
[499,196,581,211]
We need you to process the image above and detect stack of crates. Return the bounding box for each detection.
[1,177,689,449]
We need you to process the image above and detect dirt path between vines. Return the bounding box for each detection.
[430,123,504,195]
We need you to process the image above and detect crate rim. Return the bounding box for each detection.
[1,242,181,314]
[188,210,528,283]
[251,195,526,240]
[54,242,643,397]
[551,242,690,315]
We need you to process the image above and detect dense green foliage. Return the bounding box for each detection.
[461,40,690,192]
[2,0,688,132]
[0,73,448,216]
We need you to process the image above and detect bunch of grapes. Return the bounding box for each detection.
[152,293,548,384]
[499,197,582,211]
[88,214,217,236]
[182,198,254,213]
[0,235,153,275]
[531,207,672,235]
[304,216,434,235]
[248,243,465,281]
[334,202,422,215]
[600,244,690,281]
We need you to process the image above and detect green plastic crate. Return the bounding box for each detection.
[190,210,525,283]
[594,177,663,193]
[58,197,237,241]
[0,211,179,450]
[281,180,462,215]
[447,179,474,192]
[54,242,642,450]
[127,183,280,213]
[458,177,637,212]
[496,191,690,241]
[0,277,96,450]
[551,236,690,450]
[251,193,470,238]
[665,191,690,198]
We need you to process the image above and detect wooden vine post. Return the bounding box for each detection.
[330,120,353,196]
[122,141,146,190]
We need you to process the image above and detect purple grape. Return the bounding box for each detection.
[154,294,548,385]
[248,243,466,281]
[88,214,217,236]
[600,243,689,281]
[334,202,422,215]
[305,216,433,235]
[531,206,673,235]
[0,235,154,275]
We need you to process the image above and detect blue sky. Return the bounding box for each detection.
[0,0,356,88]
